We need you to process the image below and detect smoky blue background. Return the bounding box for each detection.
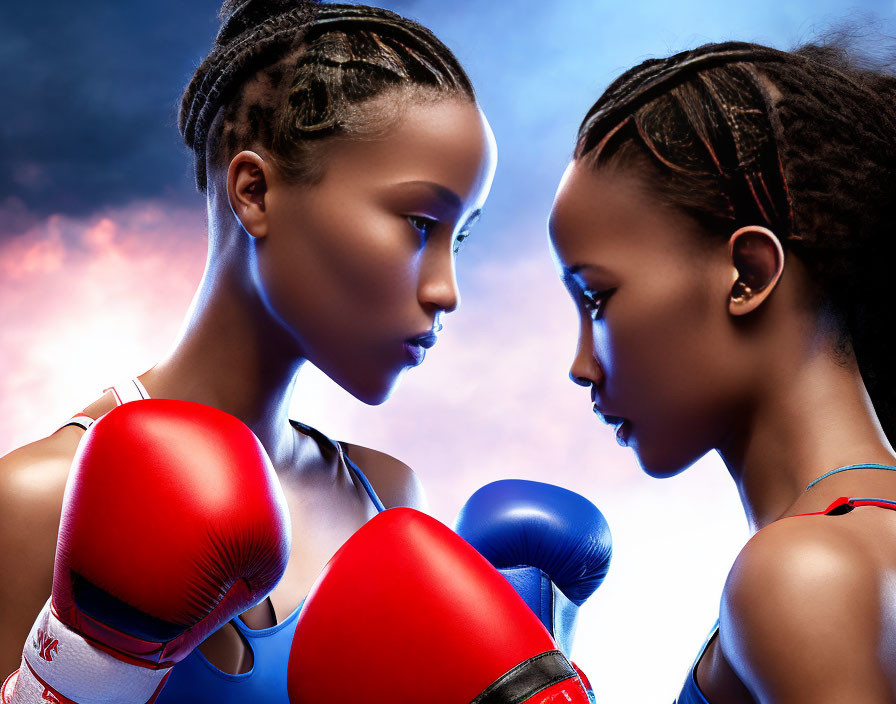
[3,0,893,237]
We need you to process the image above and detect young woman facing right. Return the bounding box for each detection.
[0,1,495,700]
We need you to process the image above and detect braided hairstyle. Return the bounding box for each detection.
[179,1,474,193]
[574,39,896,443]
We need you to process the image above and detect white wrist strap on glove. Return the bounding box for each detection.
[10,599,170,704]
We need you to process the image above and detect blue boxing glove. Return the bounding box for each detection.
[453,479,612,658]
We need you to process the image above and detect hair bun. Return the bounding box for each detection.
[217,0,318,46]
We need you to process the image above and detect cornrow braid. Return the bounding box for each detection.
[179,3,317,170]
[579,43,785,154]
[179,1,474,192]
[575,38,896,442]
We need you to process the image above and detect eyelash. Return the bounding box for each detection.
[582,288,612,321]
[407,215,438,240]
[455,211,480,255]
[407,215,473,255]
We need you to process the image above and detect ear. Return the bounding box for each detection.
[227,151,269,239]
[726,226,785,316]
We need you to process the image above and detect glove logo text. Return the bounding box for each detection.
[36,628,59,662]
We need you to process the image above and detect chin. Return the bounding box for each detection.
[633,440,701,479]
[343,369,407,406]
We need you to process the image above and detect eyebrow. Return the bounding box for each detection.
[563,263,613,277]
[403,181,462,211]
[561,262,615,290]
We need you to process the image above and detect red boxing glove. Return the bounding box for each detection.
[7,400,290,703]
[287,508,591,704]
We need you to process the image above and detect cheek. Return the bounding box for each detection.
[258,204,419,340]
[603,274,737,468]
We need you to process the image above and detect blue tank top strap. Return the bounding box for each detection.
[674,621,717,704]
[849,498,896,507]
[288,419,386,513]
[340,449,387,513]
[806,463,896,490]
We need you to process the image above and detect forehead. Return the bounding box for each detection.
[549,160,704,273]
[320,94,496,207]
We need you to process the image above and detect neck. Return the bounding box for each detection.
[137,233,306,467]
[719,344,895,532]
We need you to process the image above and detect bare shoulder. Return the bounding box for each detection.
[0,391,115,507]
[0,426,85,673]
[0,391,117,673]
[0,427,80,583]
[0,427,82,509]
[720,515,893,703]
[340,442,427,511]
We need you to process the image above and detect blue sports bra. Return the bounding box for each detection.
[64,382,385,703]
[675,463,896,704]
[155,419,385,703]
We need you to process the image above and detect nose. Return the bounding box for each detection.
[569,326,603,388]
[418,249,460,314]
[569,370,591,387]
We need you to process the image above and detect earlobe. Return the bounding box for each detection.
[227,151,269,239]
[727,226,785,316]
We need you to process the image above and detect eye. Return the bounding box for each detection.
[583,288,612,321]
[453,211,480,256]
[407,215,438,241]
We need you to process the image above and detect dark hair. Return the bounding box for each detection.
[179,1,474,192]
[575,38,896,442]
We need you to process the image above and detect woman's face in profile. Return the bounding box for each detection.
[549,161,751,477]
[255,95,497,405]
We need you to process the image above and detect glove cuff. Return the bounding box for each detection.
[18,600,170,703]
[498,566,580,656]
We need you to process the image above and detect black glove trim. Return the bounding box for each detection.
[472,649,577,704]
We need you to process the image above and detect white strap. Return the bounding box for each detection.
[103,378,150,407]
[58,378,151,435]
[58,414,95,433]
[14,600,169,704]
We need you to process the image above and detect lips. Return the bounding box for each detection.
[592,404,631,448]
[592,404,623,426]
[406,332,438,349]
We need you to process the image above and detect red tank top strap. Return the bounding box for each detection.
[792,496,896,517]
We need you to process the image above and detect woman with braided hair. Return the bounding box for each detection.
[0,0,495,700]
[549,40,896,702]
